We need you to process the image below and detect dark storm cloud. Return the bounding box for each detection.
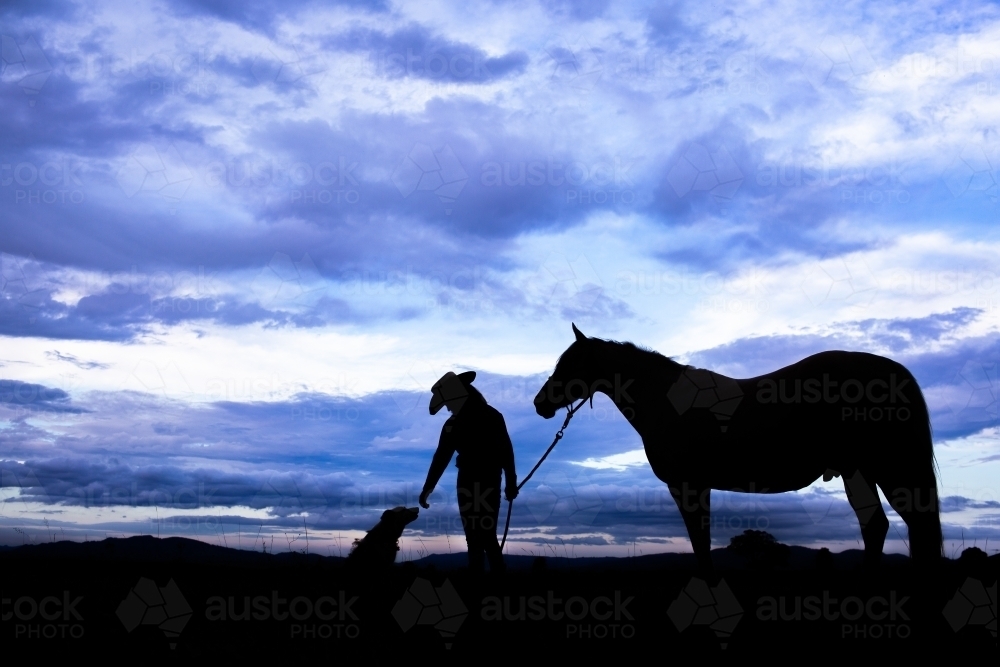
[0,0,76,21]
[0,23,928,291]
[1,348,998,543]
[939,495,1000,513]
[0,380,87,414]
[642,119,932,273]
[2,0,994,294]
[326,24,528,84]
[170,0,389,34]
[0,280,361,341]
[0,12,813,284]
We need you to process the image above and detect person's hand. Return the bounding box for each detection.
[419,490,430,509]
[505,485,518,502]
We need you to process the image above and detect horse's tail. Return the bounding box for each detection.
[900,377,943,562]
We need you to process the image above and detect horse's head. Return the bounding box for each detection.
[534,323,604,419]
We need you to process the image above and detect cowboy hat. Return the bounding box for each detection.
[429,371,477,415]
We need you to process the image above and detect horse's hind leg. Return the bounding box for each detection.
[879,473,942,564]
[844,469,889,569]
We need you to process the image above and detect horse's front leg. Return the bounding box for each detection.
[844,469,888,570]
[669,482,713,573]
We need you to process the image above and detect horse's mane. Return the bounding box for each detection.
[582,336,681,372]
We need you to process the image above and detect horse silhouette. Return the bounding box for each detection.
[534,324,942,571]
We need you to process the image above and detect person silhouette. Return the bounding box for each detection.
[419,371,517,575]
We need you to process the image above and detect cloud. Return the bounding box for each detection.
[855,307,982,348]
[0,276,365,341]
[572,448,647,471]
[169,0,388,34]
[540,0,611,21]
[45,350,110,369]
[2,0,1000,553]
[0,379,87,414]
[328,24,529,84]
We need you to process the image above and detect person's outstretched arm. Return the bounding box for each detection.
[419,422,456,508]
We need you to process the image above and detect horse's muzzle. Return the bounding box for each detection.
[534,389,557,419]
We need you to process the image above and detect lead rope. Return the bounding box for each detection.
[500,400,583,551]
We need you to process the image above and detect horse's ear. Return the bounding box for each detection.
[572,323,586,342]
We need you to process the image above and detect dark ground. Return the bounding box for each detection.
[1,536,996,659]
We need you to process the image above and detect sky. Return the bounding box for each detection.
[1,0,998,559]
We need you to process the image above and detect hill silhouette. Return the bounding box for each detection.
[1,535,995,658]
[0,534,925,571]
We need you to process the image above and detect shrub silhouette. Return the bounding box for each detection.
[815,547,833,571]
[959,546,987,564]
[727,530,790,569]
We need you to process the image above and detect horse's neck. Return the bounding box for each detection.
[599,346,674,437]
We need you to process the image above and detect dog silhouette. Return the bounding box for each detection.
[347,507,419,567]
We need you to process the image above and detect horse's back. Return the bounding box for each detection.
[745,350,913,383]
[667,350,930,490]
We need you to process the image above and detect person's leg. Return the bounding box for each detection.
[464,516,485,572]
[484,533,505,573]
[458,475,485,573]
[480,475,505,574]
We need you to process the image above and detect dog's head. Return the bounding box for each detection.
[380,506,419,530]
